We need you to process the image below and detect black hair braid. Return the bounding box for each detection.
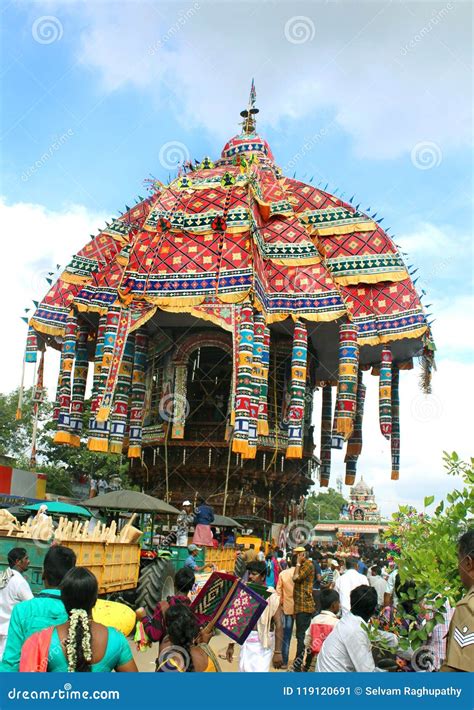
[164,604,199,673]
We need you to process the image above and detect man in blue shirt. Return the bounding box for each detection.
[184,544,211,573]
[1,545,76,672]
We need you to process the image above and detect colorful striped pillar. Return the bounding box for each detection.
[88,314,109,452]
[319,385,333,487]
[286,320,308,459]
[334,323,359,439]
[344,371,366,485]
[53,312,78,445]
[109,334,135,454]
[69,322,90,447]
[232,305,254,455]
[379,348,393,439]
[391,366,400,479]
[128,331,149,459]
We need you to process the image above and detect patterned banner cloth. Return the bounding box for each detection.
[334,323,359,439]
[54,312,78,445]
[232,305,254,455]
[69,323,89,446]
[379,347,393,439]
[344,371,366,485]
[286,320,308,459]
[190,571,267,644]
[319,385,333,487]
[391,366,400,479]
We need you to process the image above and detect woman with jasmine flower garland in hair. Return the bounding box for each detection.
[20,567,137,672]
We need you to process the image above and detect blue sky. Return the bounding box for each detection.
[1,0,472,513]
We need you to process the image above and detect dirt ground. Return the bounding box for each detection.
[130,631,298,672]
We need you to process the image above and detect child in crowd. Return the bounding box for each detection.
[303,589,340,671]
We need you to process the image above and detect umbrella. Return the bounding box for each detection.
[21,502,92,518]
[83,489,180,514]
[212,514,243,529]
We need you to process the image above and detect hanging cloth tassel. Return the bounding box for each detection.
[171,364,187,439]
[244,313,266,459]
[391,366,400,480]
[334,322,359,439]
[257,319,270,436]
[53,312,78,445]
[232,305,254,456]
[97,308,132,422]
[30,350,45,467]
[128,331,149,459]
[88,314,109,452]
[379,347,392,439]
[18,326,39,420]
[109,333,135,454]
[286,320,308,459]
[69,323,90,447]
[319,385,333,487]
[25,326,38,363]
[344,371,366,485]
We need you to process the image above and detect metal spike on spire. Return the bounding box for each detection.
[240,79,259,134]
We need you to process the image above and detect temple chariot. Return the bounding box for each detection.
[22,84,434,526]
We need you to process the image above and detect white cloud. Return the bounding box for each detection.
[0,198,107,398]
[40,0,473,159]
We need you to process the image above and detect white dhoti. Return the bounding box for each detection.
[239,630,275,672]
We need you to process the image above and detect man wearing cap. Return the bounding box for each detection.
[292,546,315,671]
[226,560,283,672]
[176,500,194,547]
[184,544,212,573]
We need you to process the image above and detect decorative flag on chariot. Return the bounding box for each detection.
[190,571,268,644]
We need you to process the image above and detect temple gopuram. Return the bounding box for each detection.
[21,84,434,525]
[314,477,388,547]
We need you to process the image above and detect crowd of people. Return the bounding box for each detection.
[0,529,472,673]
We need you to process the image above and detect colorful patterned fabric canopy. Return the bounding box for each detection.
[23,89,434,483]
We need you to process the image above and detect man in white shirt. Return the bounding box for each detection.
[384,565,399,607]
[334,557,368,615]
[0,548,33,659]
[316,585,397,672]
[368,565,387,607]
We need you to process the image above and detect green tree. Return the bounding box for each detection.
[382,452,474,651]
[305,488,348,524]
[0,388,52,462]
